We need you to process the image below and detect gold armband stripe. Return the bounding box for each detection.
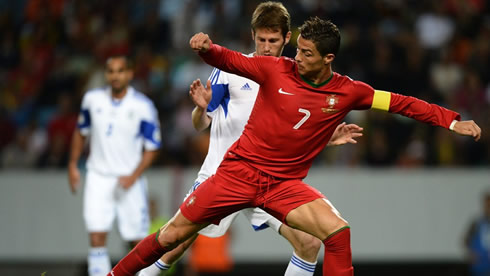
[371,90,391,111]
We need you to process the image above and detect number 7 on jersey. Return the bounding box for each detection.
[293,108,310,129]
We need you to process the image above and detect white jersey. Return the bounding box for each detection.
[77,86,161,176]
[196,55,259,182]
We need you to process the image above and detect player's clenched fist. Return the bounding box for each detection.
[452,120,482,141]
[190,32,212,53]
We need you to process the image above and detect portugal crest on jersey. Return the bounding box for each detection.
[322,94,339,114]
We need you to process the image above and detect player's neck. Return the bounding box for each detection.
[303,66,333,86]
[111,87,128,99]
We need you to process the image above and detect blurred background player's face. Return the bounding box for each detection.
[295,35,327,78]
[253,28,290,57]
[105,57,133,93]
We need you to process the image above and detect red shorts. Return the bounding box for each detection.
[180,155,324,226]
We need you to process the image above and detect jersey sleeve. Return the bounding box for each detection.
[139,101,162,151]
[206,68,230,118]
[77,92,91,136]
[352,81,461,129]
[199,43,275,85]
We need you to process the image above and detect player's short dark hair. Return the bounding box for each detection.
[251,1,290,39]
[299,17,340,56]
[106,55,132,70]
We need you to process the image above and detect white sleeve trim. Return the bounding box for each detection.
[449,120,458,131]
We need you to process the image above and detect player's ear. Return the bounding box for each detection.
[323,53,335,65]
[251,29,256,41]
[284,31,292,45]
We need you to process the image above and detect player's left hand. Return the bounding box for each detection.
[189,79,212,109]
[452,120,482,141]
[328,122,363,146]
[118,175,137,190]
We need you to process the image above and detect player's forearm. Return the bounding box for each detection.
[192,106,211,132]
[132,150,158,178]
[199,44,264,84]
[68,129,85,167]
[372,90,461,129]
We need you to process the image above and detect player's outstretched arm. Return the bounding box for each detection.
[452,120,482,141]
[190,79,212,131]
[190,32,212,53]
[327,122,363,146]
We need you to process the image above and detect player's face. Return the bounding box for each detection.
[295,35,333,78]
[253,28,290,57]
[105,57,133,93]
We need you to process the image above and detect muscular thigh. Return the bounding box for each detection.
[286,198,348,240]
[260,179,324,225]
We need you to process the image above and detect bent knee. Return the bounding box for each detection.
[157,223,182,249]
[296,234,322,258]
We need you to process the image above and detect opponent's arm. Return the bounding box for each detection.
[120,105,162,189]
[190,79,212,131]
[327,122,363,146]
[119,150,158,189]
[68,129,86,194]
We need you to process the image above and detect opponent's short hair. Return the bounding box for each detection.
[106,55,132,70]
[299,17,340,56]
[251,1,290,38]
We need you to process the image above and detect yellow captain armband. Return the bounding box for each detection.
[371,90,391,111]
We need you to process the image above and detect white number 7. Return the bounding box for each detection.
[293,108,310,129]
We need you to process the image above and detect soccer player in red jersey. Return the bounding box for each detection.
[108,17,482,276]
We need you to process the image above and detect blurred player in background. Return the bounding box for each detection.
[68,56,161,276]
[465,191,490,276]
[139,2,362,276]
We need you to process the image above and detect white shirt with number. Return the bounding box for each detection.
[77,86,161,175]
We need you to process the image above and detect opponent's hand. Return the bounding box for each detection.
[190,32,212,53]
[189,79,212,109]
[452,120,482,141]
[328,122,363,146]
[119,175,137,190]
[68,164,80,194]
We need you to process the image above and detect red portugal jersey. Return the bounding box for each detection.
[199,44,460,179]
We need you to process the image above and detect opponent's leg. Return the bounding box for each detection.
[84,172,117,276]
[109,211,207,276]
[88,232,111,276]
[138,233,198,276]
[286,198,352,276]
[279,224,320,276]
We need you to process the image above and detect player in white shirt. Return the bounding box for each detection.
[139,2,362,276]
[68,56,161,276]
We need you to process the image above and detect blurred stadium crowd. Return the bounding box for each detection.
[0,0,488,169]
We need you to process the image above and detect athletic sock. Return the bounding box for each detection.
[138,259,170,276]
[88,247,111,276]
[322,227,353,276]
[109,232,168,276]
[284,251,317,276]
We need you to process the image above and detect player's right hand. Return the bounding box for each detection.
[68,164,80,194]
[189,79,212,109]
[190,32,211,53]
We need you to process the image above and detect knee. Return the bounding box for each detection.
[157,223,181,249]
[329,217,349,235]
[296,234,322,259]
